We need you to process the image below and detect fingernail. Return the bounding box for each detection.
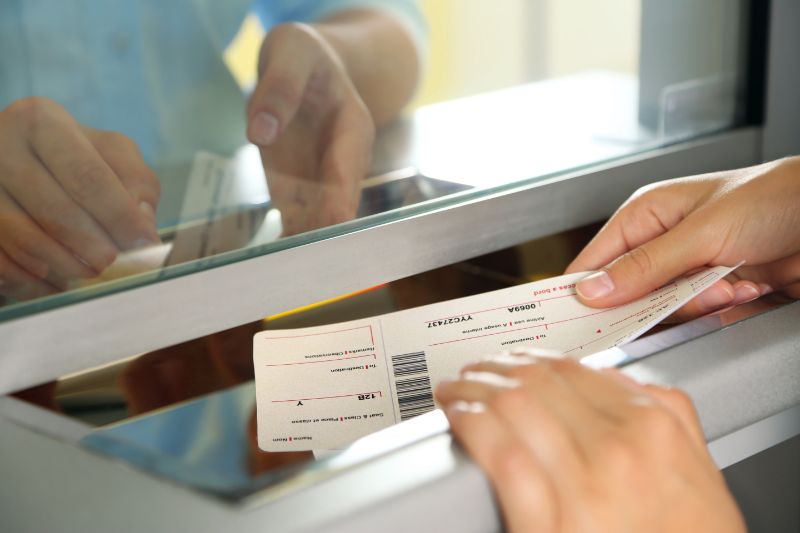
[132,236,160,249]
[462,371,520,389]
[733,284,760,304]
[576,271,615,300]
[630,394,656,407]
[436,378,455,390]
[695,284,735,312]
[509,347,563,359]
[139,201,156,221]
[250,112,279,145]
[758,283,773,295]
[74,254,92,268]
[447,400,486,415]
[602,368,645,389]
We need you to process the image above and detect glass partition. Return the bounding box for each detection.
[0,0,753,322]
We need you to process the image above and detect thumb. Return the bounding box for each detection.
[575,220,716,308]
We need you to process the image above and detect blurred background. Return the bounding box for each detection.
[224,0,641,110]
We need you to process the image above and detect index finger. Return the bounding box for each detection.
[247,24,322,146]
[566,196,671,274]
[318,99,373,212]
[83,128,161,212]
[566,183,695,274]
[565,211,632,274]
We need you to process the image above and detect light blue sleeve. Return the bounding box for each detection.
[253,0,428,53]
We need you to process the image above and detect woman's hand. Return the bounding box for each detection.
[0,97,160,299]
[567,157,800,319]
[246,10,418,235]
[435,349,746,533]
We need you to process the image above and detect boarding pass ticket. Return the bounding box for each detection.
[254,265,736,451]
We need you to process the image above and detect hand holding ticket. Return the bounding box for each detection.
[254,265,738,451]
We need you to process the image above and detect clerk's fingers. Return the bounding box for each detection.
[0,154,119,273]
[30,110,160,250]
[0,249,58,301]
[317,99,373,222]
[573,216,715,308]
[0,189,95,283]
[443,402,559,533]
[247,24,323,146]
[84,127,161,215]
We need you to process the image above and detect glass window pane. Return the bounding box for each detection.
[0,0,754,320]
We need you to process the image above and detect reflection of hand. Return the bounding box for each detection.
[264,166,363,237]
[0,97,160,299]
[435,349,745,533]
[567,157,800,319]
[246,22,373,235]
[246,9,419,235]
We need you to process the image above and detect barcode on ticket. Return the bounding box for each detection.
[391,351,435,421]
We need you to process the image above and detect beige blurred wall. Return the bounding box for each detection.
[413,0,540,106]
[413,0,640,107]
[547,0,639,77]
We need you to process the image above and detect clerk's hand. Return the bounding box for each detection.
[0,97,160,299]
[435,349,746,533]
[246,22,374,235]
[567,157,800,319]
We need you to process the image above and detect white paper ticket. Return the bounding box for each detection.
[254,265,736,451]
[168,151,276,265]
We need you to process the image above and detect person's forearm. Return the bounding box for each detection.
[314,9,421,127]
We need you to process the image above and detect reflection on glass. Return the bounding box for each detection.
[0,0,752,321]
[0,1,424,310]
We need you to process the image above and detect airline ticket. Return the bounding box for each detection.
[254,265,736,451]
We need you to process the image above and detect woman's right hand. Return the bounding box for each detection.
[0,97,160,300]
[567,156,800,319]
[436,350,746,533]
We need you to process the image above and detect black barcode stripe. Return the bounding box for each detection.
[391,351,434,421]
